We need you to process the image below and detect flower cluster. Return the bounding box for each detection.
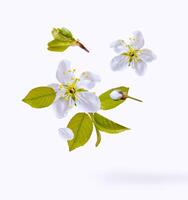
[23,27,156,151]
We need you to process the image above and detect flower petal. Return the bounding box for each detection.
[58,128,74,141]
[134,60,147,76]
[56,60,75,84]
[48,83,67,101]
[140,48,156,62]
[76,92,101,112]
[110,40,128,53]
[77,71,101,89]
[52,98,74,118]
[110,90,123,100]
[48,83,59,92]
[111,55,129,71]
[129,31,144,49]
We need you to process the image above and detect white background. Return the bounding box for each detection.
[1,0,188,199]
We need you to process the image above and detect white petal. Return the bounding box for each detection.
[76,92,100,112]
[48,83,59,92]
[140,48,156,62]
[134,60,147,76]
[110,90,123,100]
[77,71,101,89]
[80,71,101,82]
[48,83,67,101]
[77,80,95,90]
[129,31,144,49]
[53,98,74,118]
[111,55,129,71]
[110,40,128,53]
[58,128,74,141]
[56,60,75,84]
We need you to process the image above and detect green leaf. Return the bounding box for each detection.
[59,27,74,39]
[48,39,70,52]
[94,113,129,134]
[68,113,93,151]
[22,87,56,108]
[99,86,129,110]
[89,113,101,147]
[48,39,71,46]
[52,28,75,42]
[95,127,101,147]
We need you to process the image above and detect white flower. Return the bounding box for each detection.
[49,60,101,118]
[110,31,156,76]
[58,128,74,141]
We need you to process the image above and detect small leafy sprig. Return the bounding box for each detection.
[48,27,89,53]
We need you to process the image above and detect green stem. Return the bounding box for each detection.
[89,113,101,147]
[95,127,101,147]
[127,96,143,102]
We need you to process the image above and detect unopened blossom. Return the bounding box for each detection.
[49,60,101,118]
[111,31,156,75]
[110,90,124,100]
[110,89,143,102]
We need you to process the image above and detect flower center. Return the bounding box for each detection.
[62,78,81,101]
[128,51,136,57]
[59,76,86,102]
[67,85,77,99]
[69,87,76,94]
[123,46,140,66]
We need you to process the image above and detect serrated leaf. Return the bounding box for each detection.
[99,86,129,110]
[68,113,93,151]
[22,87,56,108]
[48,39,70,52]
[94,113,129,134]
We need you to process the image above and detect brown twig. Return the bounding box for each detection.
[77,41,89,53]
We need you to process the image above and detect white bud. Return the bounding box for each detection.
[110,90,123,100]
[58,128,74,141]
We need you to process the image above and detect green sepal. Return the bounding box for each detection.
[99,86,129,110]
[22,87,56,108]
[94,113,130,133]
[67,113,93,151]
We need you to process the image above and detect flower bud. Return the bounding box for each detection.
[110,90,124,100]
